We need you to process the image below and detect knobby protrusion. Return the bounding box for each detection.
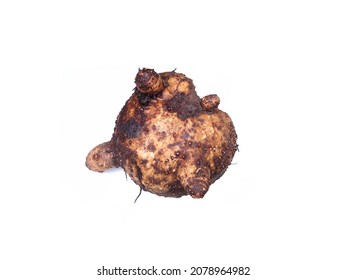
[201,94,220,111]
[177,164,211,198]
[135,68,163,94]
[85,141,115,172]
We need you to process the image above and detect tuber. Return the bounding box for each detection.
[86,68,238,198]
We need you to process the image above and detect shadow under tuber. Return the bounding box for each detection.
[86,68,238,198]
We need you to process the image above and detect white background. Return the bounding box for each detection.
[1,1,346,279]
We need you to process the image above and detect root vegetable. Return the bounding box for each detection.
[86,68,238,198]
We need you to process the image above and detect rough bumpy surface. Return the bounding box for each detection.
[86,68,238,198]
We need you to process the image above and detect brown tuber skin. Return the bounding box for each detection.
[86,68,238,198]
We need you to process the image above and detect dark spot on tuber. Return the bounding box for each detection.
[137,92,154,106]
[118,118,142,138]
[165,93,203,120]
[147,142,156,152]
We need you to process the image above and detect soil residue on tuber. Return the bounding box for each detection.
[86,68,238,198]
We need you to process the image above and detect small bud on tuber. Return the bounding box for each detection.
[135,68,163,94]
[201,94,220,111]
